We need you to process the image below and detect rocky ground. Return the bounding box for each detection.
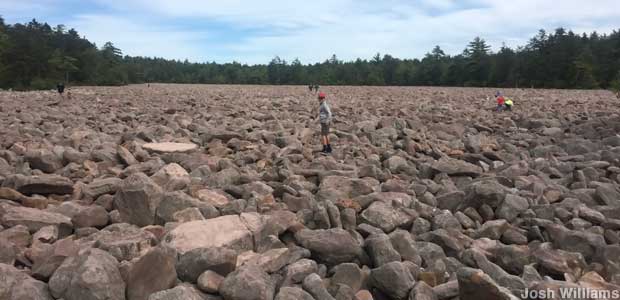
[1,84,620,300]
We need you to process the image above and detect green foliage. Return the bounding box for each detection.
[0,17,619,90]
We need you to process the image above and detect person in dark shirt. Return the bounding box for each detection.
[57,83,65,97]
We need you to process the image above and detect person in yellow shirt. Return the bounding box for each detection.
[505,97,514,111]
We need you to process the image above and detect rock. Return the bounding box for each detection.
[316,176,375,202]
[177,247,238,282]
[172,207,205,222]
[32,237,79,280]
[495,194,529,222]
[303,273,335,300]
[0,237,16,265]
[359,201,415,233]
[457,267,518,300]
[25,148,64,173]
[114,172,164,227]
[125,246,177,300]
[389,230,422,265]
[295,228,362,265]
[194,188,231,208]
[117,145,138,166]
[142,142,198,153]
[148,285,205,300]
[275,287,315,300]
[2,174,74,195]
[156,191,217,224]
[365,233,401,267]
[475,220,510,240]
[220,266,276,300]
[370,261,415,300]
[432,280,459,299]
[0,224,31,250]
[460,180,507,210]
[83,178,122,200]
[197,270,225,294]
[80,223,156,261]
[431,157,483,177]
[0,263,54,300]
[545,223,606,260]
[0,204,73,236]
[330,263,366,293]
[49,248,125,300]
[282,258,318,286]
[410,281,437,300]
[71,205,109,228]
[162,215,254,254]
[151,163,190,191]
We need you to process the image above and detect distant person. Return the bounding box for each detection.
[56,83,65,97]
[314,84,320,92]
[308,84,313,92]
[495,91,505,112]
[504,97,513,111]
[318,92,333,154]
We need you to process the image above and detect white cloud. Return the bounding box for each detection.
[5,0,620,63]
[67,15,211,61]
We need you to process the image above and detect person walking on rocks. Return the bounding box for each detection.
[56,82,65,98]
[314,84,320,92]
[504,97,513,111]
[318,92,333,153]
[495,91,505,112]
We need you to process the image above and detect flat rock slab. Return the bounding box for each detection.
[161,215,254,255]
[142,142,198,154]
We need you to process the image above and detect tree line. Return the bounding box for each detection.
[1,17,619,90]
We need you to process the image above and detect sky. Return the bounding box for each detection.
[1,0,619,64]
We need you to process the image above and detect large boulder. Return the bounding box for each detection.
[0,204,73,236]
[161,215,254,255]
[49,248,126,300]
[82,178,122,200]
[294,228,362,265]
[125,246,177,300]
[0,263,54,300]
[2,174,74,195]
[114,173,164,227]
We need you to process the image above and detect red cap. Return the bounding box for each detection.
[318,92,326,99]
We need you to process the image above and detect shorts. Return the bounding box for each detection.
[320,122,330,135]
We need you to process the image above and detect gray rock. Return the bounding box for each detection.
[303,273,335,300]
[370,261,415,300]
[114,173,164,227]
[49,248,125,300]
[295,228,362,265]
[330,263,366,293]
[360,201,415,233]
[25,149,64,173]
[177,247,238,282]
[0,204,73,236]
[389,230,422,266]
[431,157,482,177]
[275,287,315,300]
[409,281,437,300]
[495,194,529,222]
[457,267,518,300]
[365,233,401,267]
[2,174,74,195]
[125,246,177,300]
[0,263,54,300]
[220,266,276,300]
[148,285,205,300]
[197,270,225,294]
